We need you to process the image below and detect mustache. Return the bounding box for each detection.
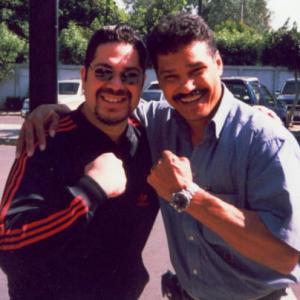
[96,88,131,98]
[173,88,208,102]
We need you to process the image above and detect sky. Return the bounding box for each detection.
[267,0,300,29]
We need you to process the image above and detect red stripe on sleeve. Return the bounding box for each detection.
[0,196,88,250]
[0,117,90,251]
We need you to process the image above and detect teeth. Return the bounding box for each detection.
[180,90,205,103]
[102,95,124,103]
[181,95,199,103]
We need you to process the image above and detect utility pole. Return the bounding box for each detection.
[29,0,58,111]
[198,0,203,16]
[240,0,244,23]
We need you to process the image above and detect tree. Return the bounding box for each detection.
[124,0,189,36]
[59,22,90,65]
[0,0,29,39]
[59,0,128,30]
[58,0,129,64]
[215,20,265,65]
[201,0,271,32]
[262,22,300,124]
[0,0,130,69]
[0,23,26,81]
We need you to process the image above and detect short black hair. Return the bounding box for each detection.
[84,24,147,72]
[146,12,217,70]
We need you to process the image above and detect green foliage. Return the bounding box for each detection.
[215,20,265,65]
[59,22,90,65]
[261,23,300,124]
[261,23,300,71]
[0,0,29,39]
[58,0,129,64]
[0,0,297,72]
[126,0,189,36]
[0,22,26,81]
[202,0,271,32]
[59,0,128,30]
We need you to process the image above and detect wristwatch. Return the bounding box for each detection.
[170,182,200,213]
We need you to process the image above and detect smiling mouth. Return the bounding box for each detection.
[100,94,127,104]
[175,89,208,104]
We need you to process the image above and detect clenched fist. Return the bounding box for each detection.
[85,153,127,198]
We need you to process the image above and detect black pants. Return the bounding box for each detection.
[161,271,289,300]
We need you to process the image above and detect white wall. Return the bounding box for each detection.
[0,64,82,109]
[222,65,293,93]
[0,64,295,109]
[145,66,294,94]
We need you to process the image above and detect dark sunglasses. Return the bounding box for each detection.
[89,65,143,85]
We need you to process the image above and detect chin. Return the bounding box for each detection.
[95,112,129,125]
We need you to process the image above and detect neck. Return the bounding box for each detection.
[81,105,127,142]
[190,85,224,145]
[188,119,208,146]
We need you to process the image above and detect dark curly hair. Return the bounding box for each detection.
[84,24,147,73]
[146,12,217,70]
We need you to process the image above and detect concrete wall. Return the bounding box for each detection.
[145,66,294,94]
[222,65,293,93]
[0,64,81,109]
[0,64,295,109]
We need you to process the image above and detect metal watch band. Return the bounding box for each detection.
[170,182,200,213]
[185,182,201,198]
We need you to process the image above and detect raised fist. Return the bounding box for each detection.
[85,153,127,198]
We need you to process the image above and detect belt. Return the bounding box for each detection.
[256,288,288,300]
[161,270,288,300]
[182,288,288,300]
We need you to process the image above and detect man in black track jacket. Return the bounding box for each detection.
[0,25,158,300]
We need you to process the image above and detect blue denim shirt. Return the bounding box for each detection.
[135,87,300,300]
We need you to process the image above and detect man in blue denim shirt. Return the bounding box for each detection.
[140,12,300,300]
[17,13,300,300]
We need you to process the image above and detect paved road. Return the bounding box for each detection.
[0,145,172,300]
[1,114,300,299]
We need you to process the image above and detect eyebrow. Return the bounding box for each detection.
[159,62,205,75]
[92,63,141,72]
[187,62,205,68]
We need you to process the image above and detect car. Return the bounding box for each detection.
[21,79,84,118]
[141,89,166,102]
[57,79,85,110]
[5,97,25,111]
[144,80,160,90]
[142,80,166,102]
[276,78,300,125]
[222,76,289,127]
[20,98,29,118]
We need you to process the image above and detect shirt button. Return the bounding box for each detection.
[188,235,194,241]
[193,269,198,275]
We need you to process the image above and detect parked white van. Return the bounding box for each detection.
[57,79,84,110]
[21,79,84,117]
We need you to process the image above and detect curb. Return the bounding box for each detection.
[0,125,20,146]
[0,138,17,146]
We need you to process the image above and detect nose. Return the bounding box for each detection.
[107,73,124,90]
[180,78,196,93]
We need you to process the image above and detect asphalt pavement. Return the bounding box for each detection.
[0,113,173,300]
[1,112,300,299]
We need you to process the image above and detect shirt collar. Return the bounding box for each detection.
[174,84,234,141]
[210,84,234,139]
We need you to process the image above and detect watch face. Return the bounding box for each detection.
[171,191,189,212]
[175,193,188,207]
[170,183,199,213]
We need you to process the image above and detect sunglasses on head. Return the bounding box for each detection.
[89,65,143,85]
